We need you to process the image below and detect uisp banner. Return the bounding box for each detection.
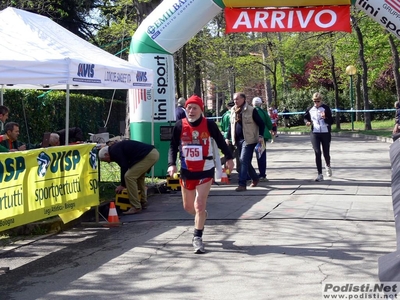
[0,144,99,232]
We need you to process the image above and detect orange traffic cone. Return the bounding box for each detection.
[221,168,230,184]
[106,202,121,227]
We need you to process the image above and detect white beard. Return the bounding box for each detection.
[187,116,200,123]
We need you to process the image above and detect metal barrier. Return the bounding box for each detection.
[378,140,400,281]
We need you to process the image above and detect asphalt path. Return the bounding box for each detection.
[0,134,395,300]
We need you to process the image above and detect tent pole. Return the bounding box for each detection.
[65,84,70,145]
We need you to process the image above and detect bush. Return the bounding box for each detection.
[2,90,126,143]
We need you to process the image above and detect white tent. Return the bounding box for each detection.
[0,7,153,141]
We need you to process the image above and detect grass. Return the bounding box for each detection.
[279,119,394,138]
[99,161,166,203]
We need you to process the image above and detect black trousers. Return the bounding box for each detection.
[310,132,331,174]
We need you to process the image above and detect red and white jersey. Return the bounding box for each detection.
[180,118,214,172]
[269,111,278,125]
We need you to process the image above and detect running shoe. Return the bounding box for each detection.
[326,165,332,177]
[192,236,205,254]
[315,174,324,182]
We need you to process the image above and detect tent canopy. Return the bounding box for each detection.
[0,7,153,90]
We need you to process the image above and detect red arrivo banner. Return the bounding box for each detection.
[225,6,351,33]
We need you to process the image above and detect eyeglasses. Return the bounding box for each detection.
[313,100,321,103]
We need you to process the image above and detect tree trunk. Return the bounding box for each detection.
[356,73,362,121]
[182,44,188,99]
[278,33,289,101]
[272,62,278,108]
[262,44,273,106]
[261,33,274,107]
[330,52,340,129]
[388,34,400,102]
[174,52,181,99]
[352,15,372,130]
[193,63,202,97]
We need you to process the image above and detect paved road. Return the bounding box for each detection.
[0,134,395,300]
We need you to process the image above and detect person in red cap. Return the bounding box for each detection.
[168,94,234,254]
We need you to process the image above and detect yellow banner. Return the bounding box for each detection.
[0,144,99,232]
[222,0,350,7]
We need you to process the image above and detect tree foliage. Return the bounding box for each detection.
[2,0,400,127]
[0,0,103,40]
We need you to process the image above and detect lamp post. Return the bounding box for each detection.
[345,65,357,131]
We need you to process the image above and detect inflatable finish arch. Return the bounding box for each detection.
[128,0,400,176]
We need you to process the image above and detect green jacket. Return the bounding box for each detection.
[0,123,6,152]
[220,110,231,140]
[255,106,273,141]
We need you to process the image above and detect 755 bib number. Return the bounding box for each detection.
[182,145,203,161]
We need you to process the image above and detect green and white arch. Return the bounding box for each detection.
[128,0,400,176]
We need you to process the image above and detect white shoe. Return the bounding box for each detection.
[326,165,332,177]
[315,174,324,182]
[192,237,205,254]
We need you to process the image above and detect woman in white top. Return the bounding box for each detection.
[304,92,334,182]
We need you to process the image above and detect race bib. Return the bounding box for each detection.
[182,145,203,161]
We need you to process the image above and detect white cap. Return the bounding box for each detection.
[252,97,262,106]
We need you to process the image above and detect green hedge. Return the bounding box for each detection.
[2,90,126,144]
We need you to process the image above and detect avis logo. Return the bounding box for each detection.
[77,64,95,78]
[136,71,148,82]
[386,0,400,13]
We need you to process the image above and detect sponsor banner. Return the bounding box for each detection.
[220,0,351,6]
[322,282,400,299]
[225,6,351,33]
[355,0,400,39]
[133,0,221,54]
[69,60,153,89]
[0,144,99,232]
[386,0,400,12]
[129,53,175,122]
